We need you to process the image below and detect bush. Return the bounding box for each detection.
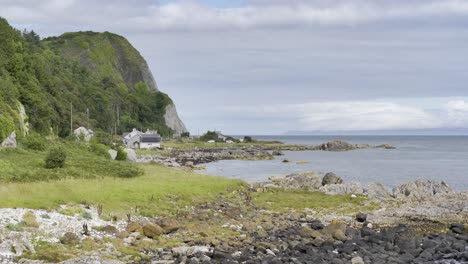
[115,146,127,161]
[22,133,46,151]
[243,136,253,143]
[92,131,113,146]
[88,143,111,159]
[45,146,67,169]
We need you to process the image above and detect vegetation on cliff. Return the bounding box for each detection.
[0,17,175,139]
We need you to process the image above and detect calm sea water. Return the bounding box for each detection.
[200,136,468,190]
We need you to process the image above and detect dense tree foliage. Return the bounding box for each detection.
[0,17,174,139]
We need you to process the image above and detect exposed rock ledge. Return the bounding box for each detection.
[260,172,468,225]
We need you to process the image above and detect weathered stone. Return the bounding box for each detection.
[108,149,117,160]
[126,222,143,233]
[319,140,355,151]
[351,256,365,264]
[60,232,80,245]
[366,182,392,200]
[269,172,322,190]
[143,222,164,238]
[1,131,16,148]
[355,212,367,223]
[392,180,452,200]
[124,148,137,162]
[158,218,180,234]
[322,172,343,185]
[271,150,284,156]
[450,223,465,234]
[74,127,94,142]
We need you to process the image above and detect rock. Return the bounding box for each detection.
[73,127,94,142]
[450,223,465,234]
[1,131,16,148]
[355,212,367,223]
[324,221,347,242]
[271,150,284,156]
[376,144,396,149]
[126,222,143,233]
[282,159,290,163]
[108,149,117,160]
[158,218,180,234]
[60,232,80,245]
[300,226,322,239]
[351,256,365,264]
[393,180,453,200]
[366,182,392,200]
[319,140,355,151]
[310,220,325,230]
[124,148,137,162]
[100,225,118,234]
[321,172,343,185]
[269,172,322,190]
[319,182,364,195]
[143,222,164,238]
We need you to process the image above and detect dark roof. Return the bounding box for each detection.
[141,135,161,143]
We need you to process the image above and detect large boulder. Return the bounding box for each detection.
[1,131,16,148]
[392,180,453,200]
[74,127,94,142]
[143,223,164,238]
[322,172,343,185]
[366,182,392,200]
[108,149,117,160]
[60,232,80,245]
[124,148,137,162]
[319,140,355,151]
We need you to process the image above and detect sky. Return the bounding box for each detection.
[1,0,468,135]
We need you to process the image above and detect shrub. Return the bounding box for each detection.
[45,146,67,169]
[22,133,46,151]
[243,136,253,143]
[88,143,111,159]
[93,131,113,146]
[115,146,127,161]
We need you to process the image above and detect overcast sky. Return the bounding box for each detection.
[2,0,468,135]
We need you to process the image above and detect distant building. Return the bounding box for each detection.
[123,128,161,149]
[214,131,227,141]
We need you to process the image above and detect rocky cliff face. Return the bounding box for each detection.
[164,104,187,135]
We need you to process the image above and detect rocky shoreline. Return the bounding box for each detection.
[131,140,396,168]
[1,174,466,264]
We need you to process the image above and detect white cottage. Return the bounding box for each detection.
[123,128,161,149]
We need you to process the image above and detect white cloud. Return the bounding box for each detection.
[221,100,444,132]
[447,100,468,127]
[2,0,468,32]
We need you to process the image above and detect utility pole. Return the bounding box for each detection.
[86,108,89,128]
[70,102,73,136]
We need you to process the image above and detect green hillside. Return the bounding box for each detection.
[0,17,177,140]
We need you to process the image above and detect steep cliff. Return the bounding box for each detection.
[0,17,187,138]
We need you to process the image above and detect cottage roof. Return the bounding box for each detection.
[141,135,161,143]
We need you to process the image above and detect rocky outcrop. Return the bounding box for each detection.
[318,140,356,151]
[1,131,16,148]
[73,127,94,142]
[269,172,322,190]
[164,104,187,136]
[392,180,453,200]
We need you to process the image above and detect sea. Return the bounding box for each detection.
[199,136,468,191]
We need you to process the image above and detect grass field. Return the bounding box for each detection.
[0,141,142,182]
[0,164,245,217]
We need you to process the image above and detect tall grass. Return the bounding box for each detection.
[0,165,245,217]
